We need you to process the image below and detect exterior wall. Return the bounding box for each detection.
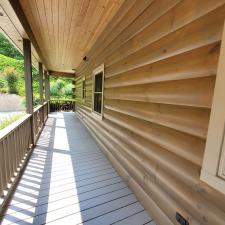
[74,1,225,224]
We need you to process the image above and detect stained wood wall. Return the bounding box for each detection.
[74,1,225,224]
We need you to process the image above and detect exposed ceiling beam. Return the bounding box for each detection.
[8,0,47,69]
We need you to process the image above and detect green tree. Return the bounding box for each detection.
[0,33,23,60]
[50,78,73,99]
[64,84,73,96]
[50,82,59,96]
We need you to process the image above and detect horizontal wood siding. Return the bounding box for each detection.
[75,1,225,224]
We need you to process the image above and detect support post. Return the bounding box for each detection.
[38,62,44,105]
[44,70,50,113]
[72,79,76,112]
[23,39,33,114]
[23,38,34,146]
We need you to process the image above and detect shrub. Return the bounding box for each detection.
[0,54,24,74]
[18,79,25,96]
[33,94,40,106]
[4,67,19,94]
[0,75,7,93]
[0,77,5,88]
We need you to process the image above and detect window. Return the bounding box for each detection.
[201,24,225,194]
[92,64,104,118]
[82,78,86,100]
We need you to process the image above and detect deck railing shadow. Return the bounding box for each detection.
[0,112,147,225]
[0,116,56,225]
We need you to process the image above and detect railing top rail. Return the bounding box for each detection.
[0,114,32,141]
[50,99,75,102]
[33,102,48,113]
[33,105,43,112]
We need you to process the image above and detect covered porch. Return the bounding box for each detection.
[2,1,225,225]
[0,112,154,225]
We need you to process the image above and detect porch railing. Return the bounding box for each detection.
[50,99,75,112]
[33,102,48,143]
[0,102,48,211]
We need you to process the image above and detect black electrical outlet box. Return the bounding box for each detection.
[176,212,189,225]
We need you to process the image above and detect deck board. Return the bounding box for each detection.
[1,112,154,225]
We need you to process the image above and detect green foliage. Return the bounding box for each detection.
[50,77,73,99]
[0,34,73,100]
[0,53,24,74]
[0,33,23,60]
[0,75,7,93]
[64,83,73,96]
[0,113,25,130]
[33,94,40,106]
[4,67,19,94]
[50,82,59,96]
[0,54,40,97]
[0,78,4,88]
[32,68,39,95]
[56,79,66,89]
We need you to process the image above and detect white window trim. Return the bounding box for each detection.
[201,22,225,194]
[92,64,104,119]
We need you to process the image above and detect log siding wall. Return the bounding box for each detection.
[74,1,225,224]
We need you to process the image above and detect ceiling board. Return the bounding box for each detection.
[18,0,125,72]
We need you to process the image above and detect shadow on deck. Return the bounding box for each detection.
[1,112,154,225]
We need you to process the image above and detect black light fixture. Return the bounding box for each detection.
[83,56,87,61]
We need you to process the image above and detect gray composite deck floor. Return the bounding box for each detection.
[1,112,155,225]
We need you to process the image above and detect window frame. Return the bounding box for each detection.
[92,64,104,119]
[82,77,86,101]
[201,23,225,194]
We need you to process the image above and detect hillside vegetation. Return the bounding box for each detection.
[0,33,23,60]
[0,33,73,103]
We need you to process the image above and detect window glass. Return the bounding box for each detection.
[82,80,86,99]
[93,68,103,116]
[94,72,103,92]
[94,93,102,114]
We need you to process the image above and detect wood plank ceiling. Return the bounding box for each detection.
[19,0,125,73]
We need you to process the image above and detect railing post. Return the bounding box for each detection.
[23,38,34,146]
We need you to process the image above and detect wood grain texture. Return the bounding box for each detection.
[75,1,225,225]
[19,0,125,72]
